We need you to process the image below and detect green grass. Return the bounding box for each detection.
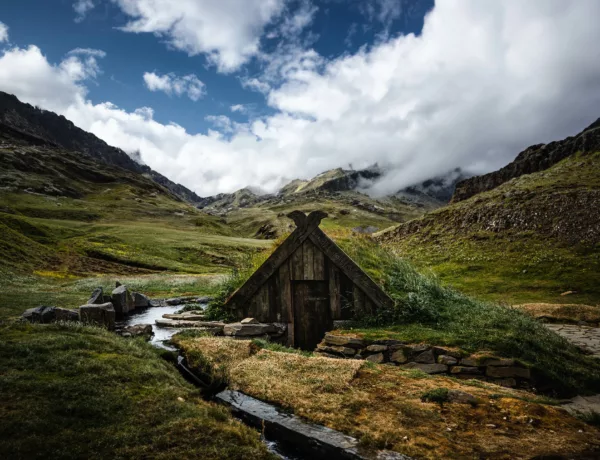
[0,322,273,459]
[377,152,600,305]
[335,235,600,397]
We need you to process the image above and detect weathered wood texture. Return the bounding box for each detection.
[224,211,394,348]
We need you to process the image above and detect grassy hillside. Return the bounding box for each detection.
[376,152,600,305]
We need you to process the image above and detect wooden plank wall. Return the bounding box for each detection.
[241,240,375,326]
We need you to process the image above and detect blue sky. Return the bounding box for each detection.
[0,1,599,196]
[0,0,432,134]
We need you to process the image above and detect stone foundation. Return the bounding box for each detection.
[315,333,533,389]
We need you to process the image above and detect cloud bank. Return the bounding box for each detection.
[1,1,600,197]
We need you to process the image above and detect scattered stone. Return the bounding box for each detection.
[406,344,430,354]
[438,355,458,366]
[223,322,277,337]
[486,366,531,380]
[401,363,448,374]
[121,324,153,340]
[115,281,122,287]
[133,292,150,309]
[241,317,260,324]
[366,353,384,364]
[433,347,463,358]
[79,303,115,330]
[390,348,409,364]
[447,390,481,405]
[324,333,365,348]
[196,296,214,303]
[112,285,134,316]
[450,366,481,375]
[87,287,104,305]
[560,290,576,296]
[414,349,436,364]
[165,297,183,306]
[485,424,497,429]
[366,344,388,352]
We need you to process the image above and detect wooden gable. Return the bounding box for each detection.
[225,210,394,349]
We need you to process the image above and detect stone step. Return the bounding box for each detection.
[162,312,206,321]
[155,318,225,329]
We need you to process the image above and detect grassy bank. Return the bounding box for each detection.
[173,335,600,459]
[0,322,273,459]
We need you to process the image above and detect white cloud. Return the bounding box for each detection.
[143,72,206,101]
[1,1,600,198]
[73,0,95,23]
[0,21,9,43]
[68,48,106,58]
[230,104,247,113]
[112,0,289,73]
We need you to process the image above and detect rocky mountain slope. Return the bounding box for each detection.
[376,119,600,305]
[452,118,600,202]
[0,91,201,203]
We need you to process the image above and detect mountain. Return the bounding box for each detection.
[376,118,600,305]
[0,91,202,204]
[452,118,600,202]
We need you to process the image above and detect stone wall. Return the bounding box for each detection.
[316,333,533,389]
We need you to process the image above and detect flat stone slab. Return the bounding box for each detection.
[162,312,206,321]
[545,324,600,358]
[562,394,600,416]
[155,319,225,329]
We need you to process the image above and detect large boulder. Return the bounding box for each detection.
[87,287,104,305]
[55,307,79,322]
[79,303,116,330]
[111,285,134,316]
[133,292,150,309]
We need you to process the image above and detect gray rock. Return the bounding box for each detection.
[112,285,134,316]
[87,287,104,305]
[22,306,56,323]
[196,296,214,303]
[366,344,388,352]
[483,358,516,367]
[156,319,225,330]
[133,292,150,308]
[115,281,122,287]
[366,353,384,364]
[400,363,447,374]
[432,346,463,359]
[437,355,458,366]
[79,303,116,330]
[241,317,260,324]
[54,307,79,322]
[414,349,436,364]
[162,312,206,321]
[460,357,480,366]
[406,344,430,354]
[121,324,153,340]
[323,333,365,348]
[223,322,277,337]
[165,297,183,306]
[390,348,408,364]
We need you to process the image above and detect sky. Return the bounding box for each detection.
[0,0,599,197]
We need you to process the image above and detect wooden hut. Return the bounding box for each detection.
[225,210,394,350]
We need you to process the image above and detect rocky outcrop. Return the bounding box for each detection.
[79,302,116,330]
[452,118,600,202]
[315,334,534,389]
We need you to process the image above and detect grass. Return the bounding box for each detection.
[174,336,600,459]
[376,152,600,305]
[330,234,600,397]
[0,322,274,459]
[514,303,600,324]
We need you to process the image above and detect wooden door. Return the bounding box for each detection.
[292,280,332,350]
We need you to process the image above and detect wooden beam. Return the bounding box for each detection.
[329,264,341,319]
[302,240,315,280]
[308,228,394,310]
[313,246,326,280]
